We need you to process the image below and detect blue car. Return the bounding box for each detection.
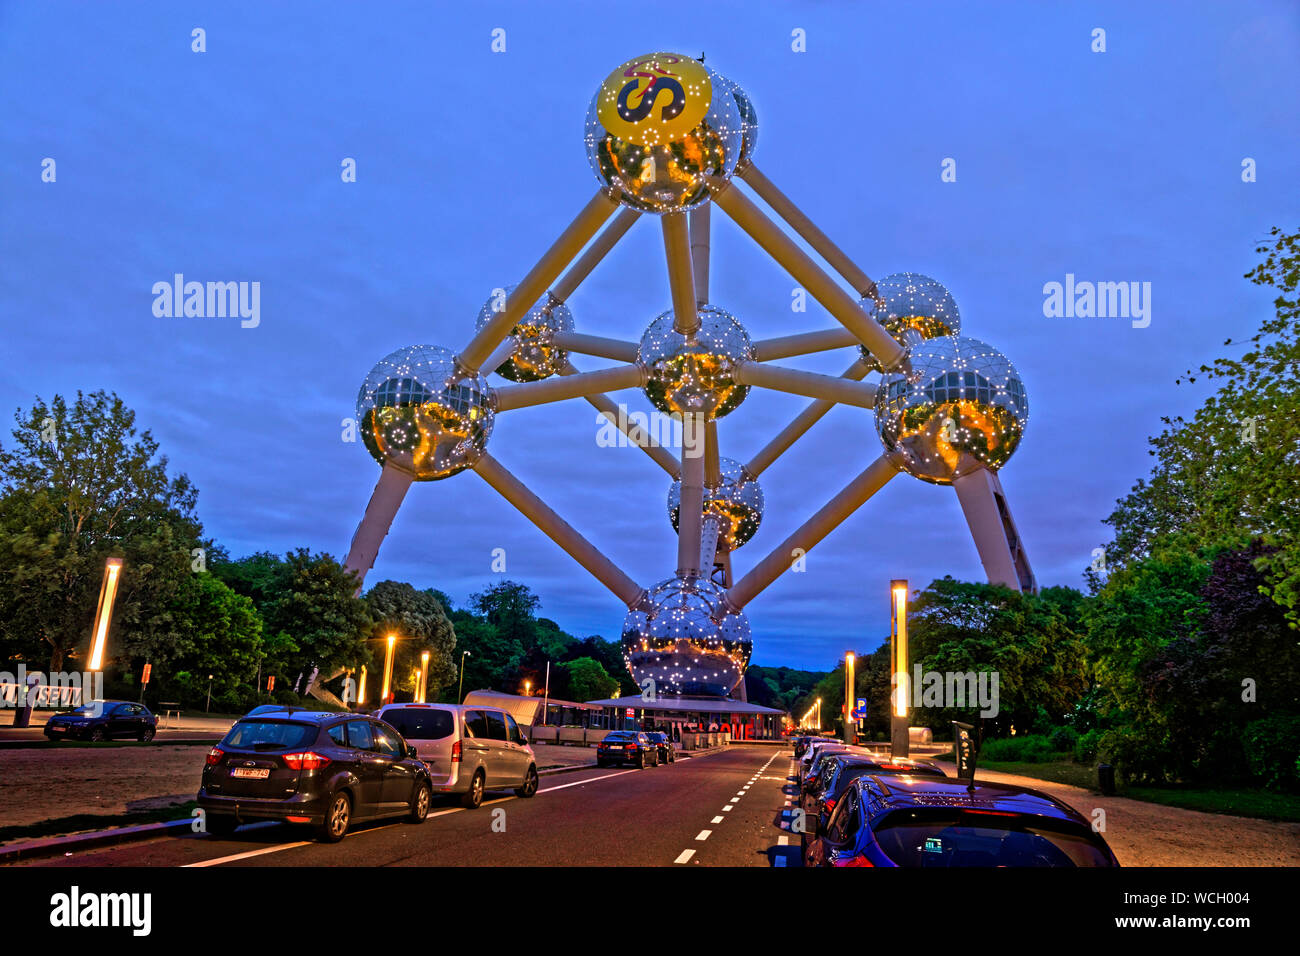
[805,774,1120,867]
[43,700,158,742]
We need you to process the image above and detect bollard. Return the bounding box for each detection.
[1097,763,1116,796]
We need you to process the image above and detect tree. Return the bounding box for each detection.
[156,573,265,707]
[561,656,618,701]
[365,581,457,697]
[0,391,203,671]
[1101,227,1300,626]
[262,549,372,690]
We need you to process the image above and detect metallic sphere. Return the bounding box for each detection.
[621,576,752,698]
[668,456,764,550]
[356,345,494,481]
[584,52,743,213]
[859,273,961,372]
[875,335,1028,485]
[712,72,758,168]
[638,304,753,419]
[475,285,573,382]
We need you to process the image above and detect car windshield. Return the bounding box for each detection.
[380,708,455,741]
[875,820,1114,867]
[605,733,634,742]
[222,720,316,751]
[70,703,105,716]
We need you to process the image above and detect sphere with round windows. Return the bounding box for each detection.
[621,575,752,698]
[875,335,1028,484]
[668,456,764,551]
[859,272,961,372]
[711,72,759,168]
[475,284,573,382]
[356,344,494,481]
[584,52,744,213]
[638,304,753,419]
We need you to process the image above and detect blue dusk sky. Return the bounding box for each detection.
[1,1,1297,669]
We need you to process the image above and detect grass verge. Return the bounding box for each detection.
[0,801,198,846]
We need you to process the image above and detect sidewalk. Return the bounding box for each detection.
[0,711,237,742]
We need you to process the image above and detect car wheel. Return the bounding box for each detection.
[318,791,352,843]
[408,781,432,823]
[637,752,645,769]
[205,814,238,838]
[461,770,485,809]
[89,727,106,742]
[139,727,155,743]
[515,765,539,798]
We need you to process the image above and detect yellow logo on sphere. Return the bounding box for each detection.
[596,53,712,146]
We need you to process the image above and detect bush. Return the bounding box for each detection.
[981,734,1054,763]
[1074,728,1104,764]
[1098,728,1179,785]
[1242,716,1300,791]
[1048,725,1080,752]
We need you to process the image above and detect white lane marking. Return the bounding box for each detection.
[539,769,638,793]
[675,849,695,864]
[722,805,733,812]
[712,816,724,823]
[185,842,311,867]
[695,830,711,841]
[779,836,789,846]
[729,797,739,803]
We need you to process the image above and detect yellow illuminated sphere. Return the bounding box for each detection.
[638,304,753,419]
[584,52,743,213]
[668,457,764,550]
[621,576,751,697]
[875,336,1028,485]
[475,285,573,382]
[356,345,494,481]
[859,273,961,372]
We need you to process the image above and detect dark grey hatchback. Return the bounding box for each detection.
[198,710,433,843]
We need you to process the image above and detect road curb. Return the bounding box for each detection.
[0,818,193,865]
[0,737,220,750]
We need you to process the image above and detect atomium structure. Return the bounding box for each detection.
[341,52,1036,702]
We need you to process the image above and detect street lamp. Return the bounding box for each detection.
[381,634,397,704]
[419,650,430,703]
[205,674,214,713]
[843,652,855,745]
[524,679,531,697]
[88,558,124,671]
[891,579,910,758]
[458,650,471,703]
[358,665,368,706]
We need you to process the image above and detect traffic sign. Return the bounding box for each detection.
[852,697,867,720]
[141,663,152,686]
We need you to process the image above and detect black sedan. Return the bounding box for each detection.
[197,710,432,843]
[595,731,660,768]
[43,700,157,742]
[644,731,676,763]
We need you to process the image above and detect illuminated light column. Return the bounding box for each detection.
[88,558,124,671]
[357,666,368,706]
[381,634,397,705]
[419,651,430,703]
[891,580,910,758]
[843,652,856,745]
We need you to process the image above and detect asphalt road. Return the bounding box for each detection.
[18,746,804,868]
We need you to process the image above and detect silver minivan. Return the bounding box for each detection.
[373,703,538,808]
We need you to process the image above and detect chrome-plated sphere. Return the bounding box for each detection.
[356,345,494,481]
[475,285,573,382]
[875,335,1028,485]
[584,52,743,213]
[638,304,753,418]
[713,72,758,167]
[859,272,961,372]
[621,576,751,698]
[668,457,764,550]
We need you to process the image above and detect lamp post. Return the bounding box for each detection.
[88,557,124,671]
[419,651,430,703]
[458,650,471,703]
[843,652,856,745]
[358,665,368,706]
[381,634,397,705]
[891,579,910,757]
[524,679,531,697]
[205,674,214,713]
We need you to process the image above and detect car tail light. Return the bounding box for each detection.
[824,798,836,813]
[451,740,462,763]
[205,747,224,767]
[626,744,637,750]
[282,752,330,771]
[833,854,874,867]
[963,808,1019,818]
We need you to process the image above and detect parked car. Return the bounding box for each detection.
[644,731,676,763]
[372,702,538,809]
[43,700,157,742]
[804,775,1121,867]
[801,739,855,776]
[794,735,834,759]
[198,710,432,842]
[245,704,304,716]
[596,731,660,768]
[801,752,947,829]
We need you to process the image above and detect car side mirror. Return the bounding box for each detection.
[519,734,528,746]
[406,743,419,759]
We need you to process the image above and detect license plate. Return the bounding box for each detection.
[232,768,270,779]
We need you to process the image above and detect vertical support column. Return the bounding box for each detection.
[843,652,856,745]
[663,212,699,335]
[952,468,1037,593]
[690,204,711,306]
[343,463,415,596]
[676,414,706,578]
[891,580,910,758]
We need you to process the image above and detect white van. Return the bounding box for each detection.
[374,703,538,809]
